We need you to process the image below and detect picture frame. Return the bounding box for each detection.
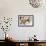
[18,15,34,27]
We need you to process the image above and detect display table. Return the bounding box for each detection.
[5,39,46,46]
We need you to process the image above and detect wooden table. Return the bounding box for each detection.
[5,39,46,46]
[12,40,46,46]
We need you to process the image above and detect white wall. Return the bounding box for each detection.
[44,15,46,40]
[0,0,46,40]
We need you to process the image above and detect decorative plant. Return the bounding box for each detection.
[1,17,12,39]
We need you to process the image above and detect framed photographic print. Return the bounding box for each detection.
[18,15,34,27]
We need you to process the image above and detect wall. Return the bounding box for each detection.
[0,0,46,40]
[44,15,46,40]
